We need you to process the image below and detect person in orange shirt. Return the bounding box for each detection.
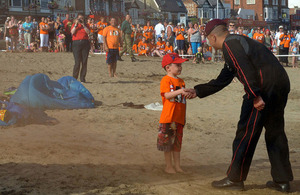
[136,27,144,43]
[279,31,291,66]
[88,18,97,53]
[158,53,193,174]
[97,17,108,53]
[143,21,154,41]
[147,39,156,55]
[152,37,165,57]
[137,37,148,56]
[39,17,50,52]
[175,23,186,56]
[164,41,173,54]
[103,17,122,78]
[253,27,265,44]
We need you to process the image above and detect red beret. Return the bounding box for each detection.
[205,19,227,36]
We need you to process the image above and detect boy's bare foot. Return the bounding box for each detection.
[175,166,184,173]
[165,166,176,174]
[113,74,118,78]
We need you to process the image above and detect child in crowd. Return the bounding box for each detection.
[187,43,193,57]
[157,53,193,174]
[291,41,299,68]
[164,41,173,54]
[137,37,148,56]
[29,41,38,52]
[193,47,204,64]
[57,30,66,52]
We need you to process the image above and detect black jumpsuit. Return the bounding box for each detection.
[194,34,293,183]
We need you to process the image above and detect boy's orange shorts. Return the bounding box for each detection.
[157,123,183,152]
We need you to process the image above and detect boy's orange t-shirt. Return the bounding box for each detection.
[159,75,186,125]
[97,22,107,35]
[176,28,185,40]
[165,45,173,53]
[102,26,121,49]
[253,32,265,43]
[39,22,49,34]
[157,41,166,50]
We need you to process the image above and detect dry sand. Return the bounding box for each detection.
[0,52,299,195]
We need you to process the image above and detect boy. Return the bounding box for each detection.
[194,47,204,64]
[157,53,193,173]
[103,18,122,77]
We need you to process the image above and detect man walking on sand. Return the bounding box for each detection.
[188,19,293,192]
[119,15,137,62]
[103,18,122,78]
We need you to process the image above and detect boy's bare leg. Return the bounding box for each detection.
[173,151,184,173]
[112,62,118,78]
[108,64,113,77]
[164,151,176,174]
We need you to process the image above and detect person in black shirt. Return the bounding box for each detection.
[188,19,293,192]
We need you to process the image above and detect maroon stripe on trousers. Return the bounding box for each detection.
[240,109,258,181]
[227,106,255,177]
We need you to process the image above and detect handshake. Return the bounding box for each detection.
[182,88,197,99]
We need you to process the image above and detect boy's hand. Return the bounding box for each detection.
[183,89,197,99]
[182,89,197,99]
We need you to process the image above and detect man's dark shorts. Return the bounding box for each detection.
[106,49,119,64]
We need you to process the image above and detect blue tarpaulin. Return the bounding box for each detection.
[10,74,94,110]
[1,74,95,126]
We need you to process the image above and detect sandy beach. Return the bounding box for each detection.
[0,52,299,195]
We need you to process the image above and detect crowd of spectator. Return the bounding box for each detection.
[1,14,299,67]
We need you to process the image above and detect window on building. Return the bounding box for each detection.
[247,0,255,4]
[264,9,267,19]
[281,0,286,6]
[273,7,278,19]
[199,9,203,17]
[234,0,240,5]
[272,0,278,5]
[9,0,21,6]
[203,9,208,18]
[264,0,269,5]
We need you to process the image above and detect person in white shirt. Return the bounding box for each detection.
[274,26,284,54]
[154,21,165,42]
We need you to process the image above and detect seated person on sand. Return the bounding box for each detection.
[203,43,212,61]
[29,41,38,52]
[152,37,166,57]
[187,43,193,57]
[164,41,173,54]
[147,39,156,56]
[132,40,138,54]
[193,47,205,64]
[138,37,149,56]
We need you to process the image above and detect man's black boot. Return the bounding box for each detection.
[266,181,290,192]
[211,177,244,191]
